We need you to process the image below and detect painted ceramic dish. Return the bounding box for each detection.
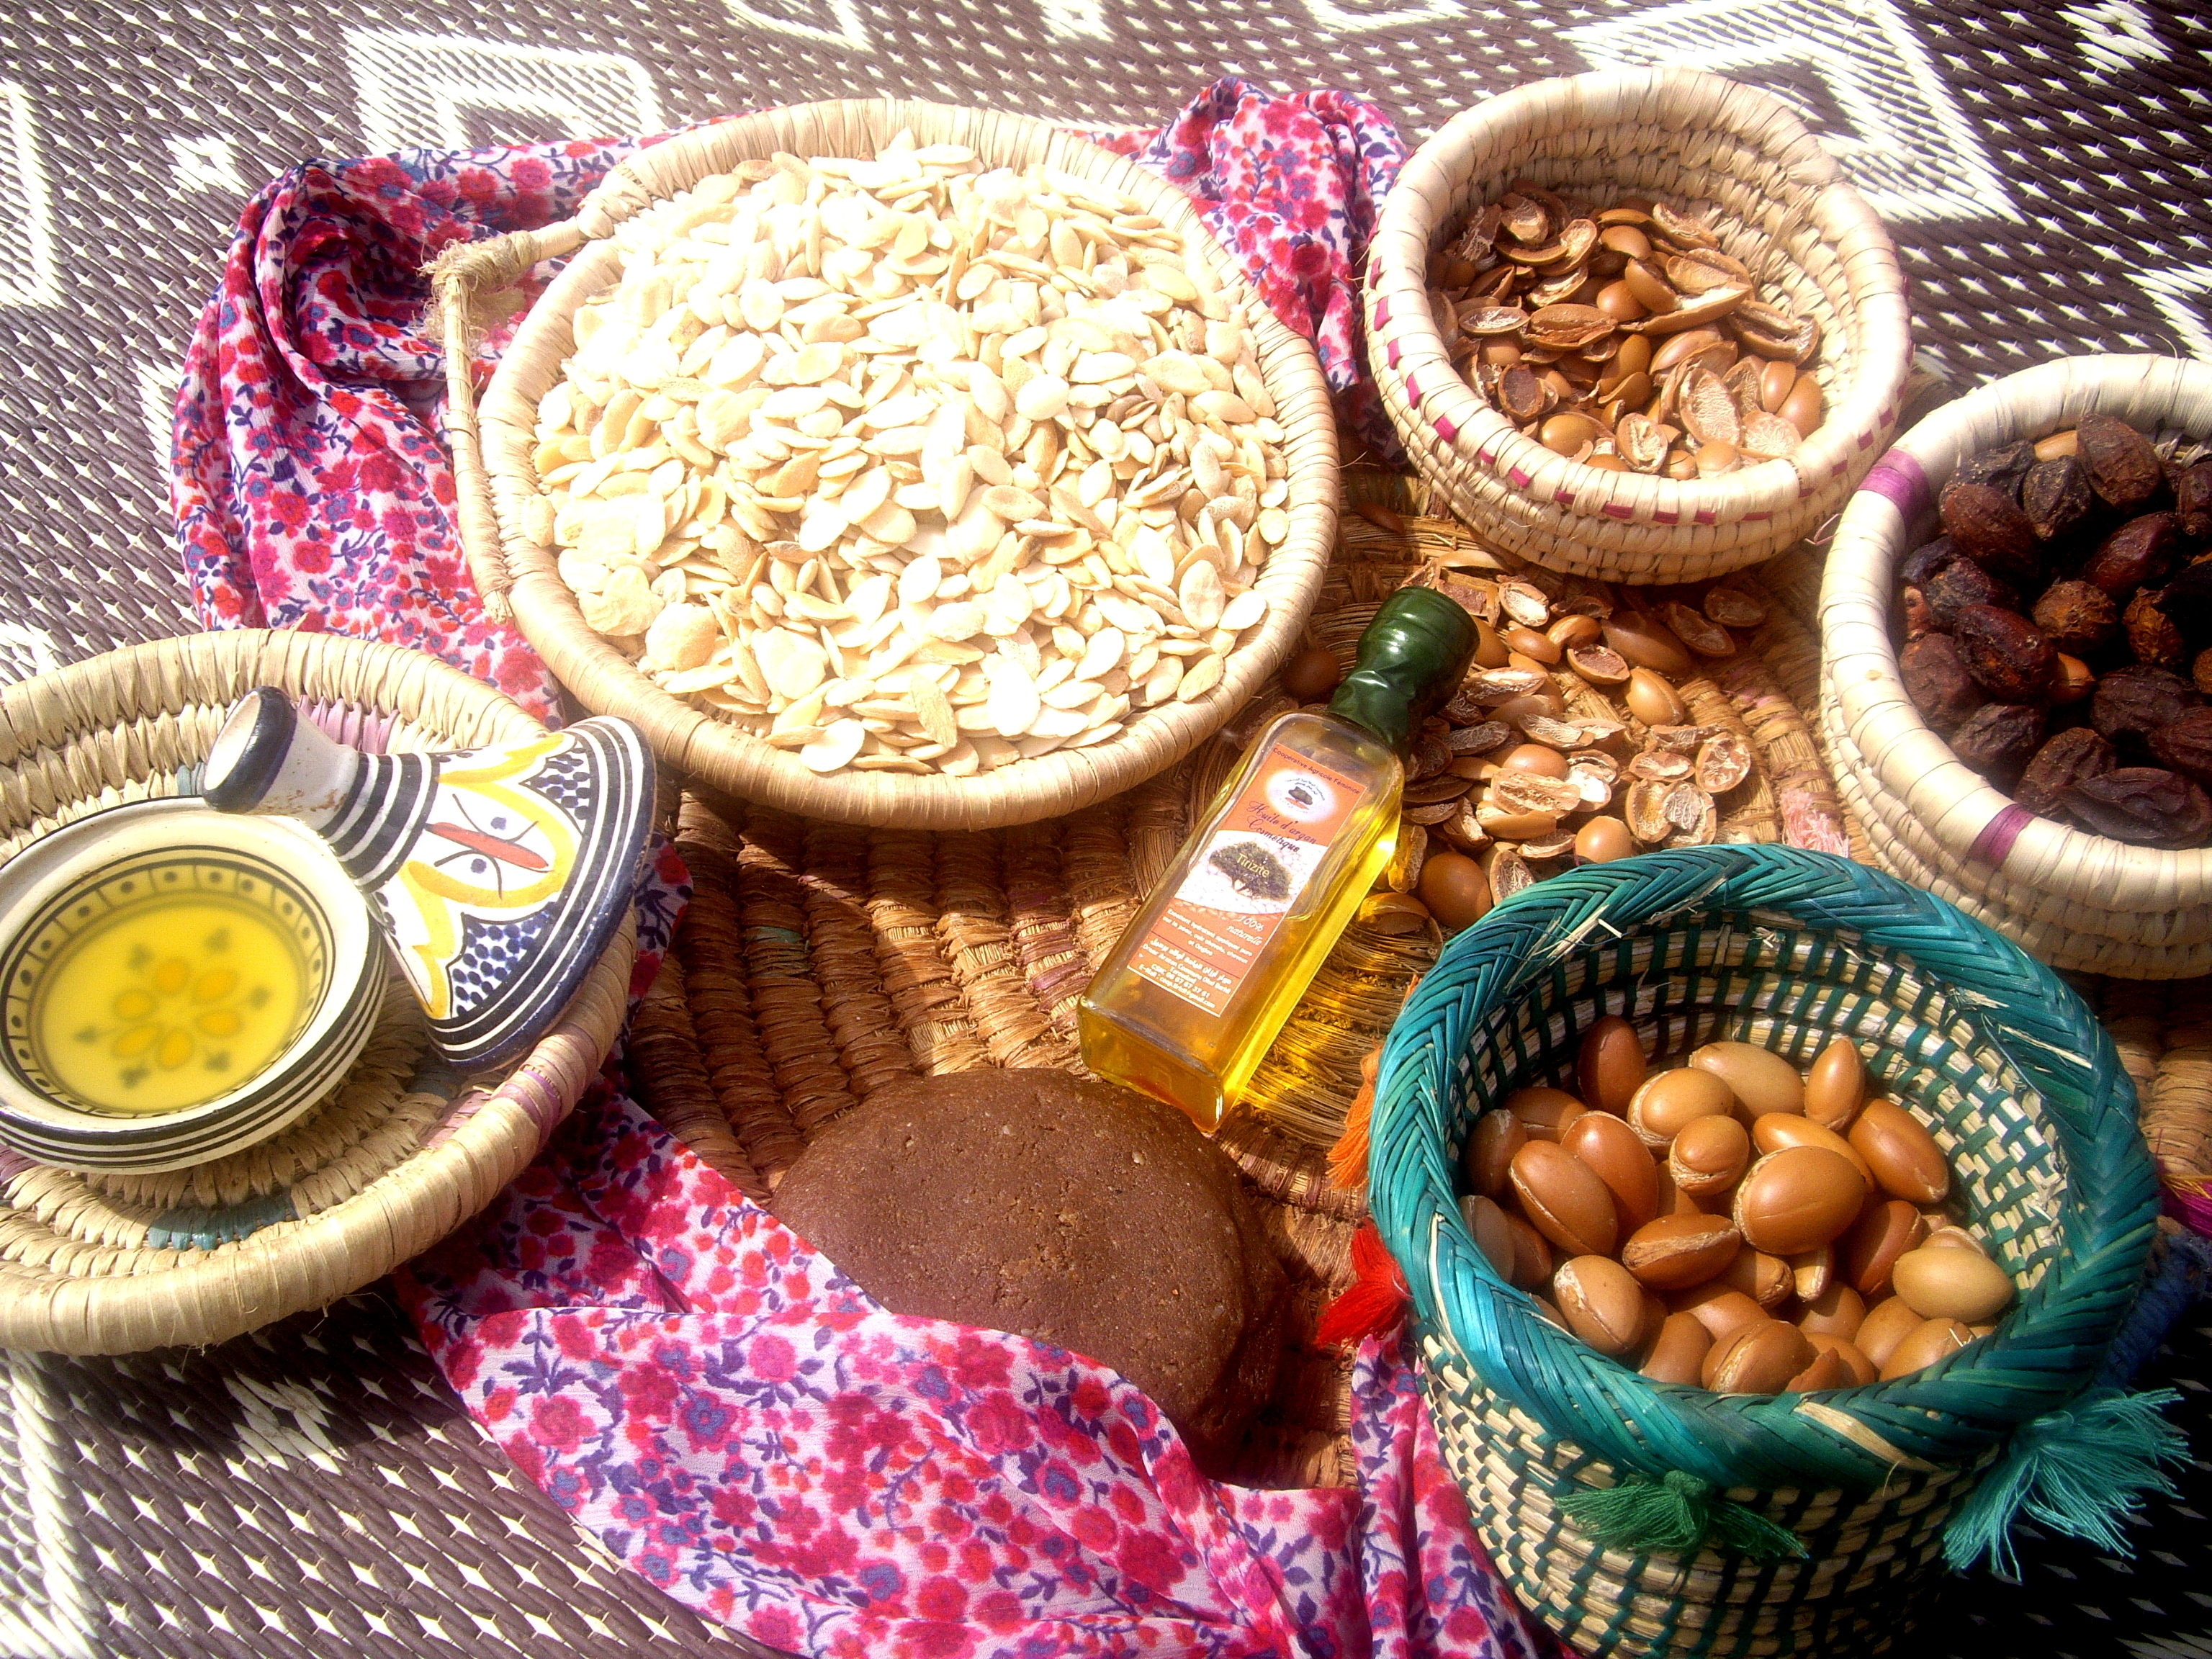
[202,688,657,1071]
[0,799,381,1172]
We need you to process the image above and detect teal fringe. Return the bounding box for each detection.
[1558,1469,1807,1562]
[1943,1388,2188,1576]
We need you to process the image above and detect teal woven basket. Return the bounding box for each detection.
[1369,845,2161,1658]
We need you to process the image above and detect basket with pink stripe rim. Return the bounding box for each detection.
[1820,353,2212,977]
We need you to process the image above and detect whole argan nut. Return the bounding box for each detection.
[1672,1285,1768,1344]
[1668,1112,1750,1197]
[1779,374,1823,439]
[1841,1199,1926,1300]
[1625,667,1687,727]
[1690,1040,1804,1120]
[1853,1295,1930,1369]
[1462,1110,1525,1197]
[1627,1068,1737,1149]
[1849,1101,1951,1205]
[1562,1112,1661,1233]
[1640,1312,1713,1385]
[1504,625,1563,665]
[1797,1282,1866,1340]
[1785,1344,1851,1393]
[1501,742,1569,778]
[1750,1114,1875,1187]
[1808,1333,1878,1386]
[1280,646,1342,702]
[1920,1226,1985,1254]
[1621,1213,1743,1290]
[1509,1140,1619,1258]
[1733,1147,1867,1256]
[1719,1247,1794,1309]
[1703,1319,1817,1395]
[1553,1256,1648,1357]
[1577,1015,1647,1115]
[1472,621,1511,670]
[1891,1247,2015,1325]
[1419,851,1493,931]
[1502,1212,1554,1292]
[1803,1039,1867,1132]
[1460,1195,1519,1276]
[1880,1317,1974,1380]
[1788,1244,1834,1303]
[1531,1295,1570,1332]
[1505,1086,1588,1143]
[1575,817,1636,863]
[1603,613,1696,676]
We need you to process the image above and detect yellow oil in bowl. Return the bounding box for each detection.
[32,894,310,1115]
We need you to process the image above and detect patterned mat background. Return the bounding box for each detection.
[1,2,2210,1656]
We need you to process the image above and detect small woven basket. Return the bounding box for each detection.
[1369,844,2157,1658]
[435,98,1337,832]
[0,631,634,1354]
[1821,354,2212,976]
[1364,69,1911,584]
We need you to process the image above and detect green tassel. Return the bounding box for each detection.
[1944,1388,2188,1576]
[1558,1469,1807,1562]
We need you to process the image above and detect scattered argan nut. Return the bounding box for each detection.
[1732,1147,1867,1255]
[1577,1015,1647,1115]
[1841,1200,1926,1300]
[1554,1255,1649,1357]
[1509,1140,1620,1257]
[1640,1311,1713,1385]
[1690,1039,1805,1119]
[1853,1295,1930,1369]
[1621,1213,1743,1290]
[1462,1110,1526,1198]
[1891,1246,2015,1325]
[1624,667,1688,727]
[1797,1282,1866,1340]
[1849,1100,1951,1205]
[1603,613,1696,676]
[1280,646,1343,702]
[1563,1112,1661,1233]
[1807,1332,1877,1386]
[1574,816,1636,862]
[1803,1038,1867,1131]
[1627,1067,1737,1150]
[1668,1112,1751,1198]
[1879,1316,1975,1380]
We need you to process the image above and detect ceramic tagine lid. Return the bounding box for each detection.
[199,688,658,1071]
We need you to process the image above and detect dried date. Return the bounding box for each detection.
[2149,708,2212,788]
[2063,767,2212,848]
[2076,414,2167,510]
[2091,663,2203,754]
[2081,512,2180,596]
[2031,580,2118,655]
[1954,604,2056,703]
[1951,703,2046,782]
[1901,585,1939,639]
[2020,457,2094,544]
[1951,439,2037,500]
[2016,727,2116,817]
[2177,459,2212,541]
[2126,590,2188,668]
[1924,559,2018,629]
[1899,634,1984,735]
[1900,536,1962,589]
[1940,481,2041,587]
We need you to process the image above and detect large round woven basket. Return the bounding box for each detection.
[1368,843,2158,1658]
[0,631,636,1354]
[434,98,1337,832]
[1364,69,1910,584]
[1820,354,2212,977]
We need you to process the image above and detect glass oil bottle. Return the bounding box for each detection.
[1078,587,1477,1130]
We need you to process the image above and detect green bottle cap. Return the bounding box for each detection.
[1326,586,1480,755]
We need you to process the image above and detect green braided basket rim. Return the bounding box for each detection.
[1369,844,2159,1495]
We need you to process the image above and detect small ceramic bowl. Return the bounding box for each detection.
[0,799,381,1172]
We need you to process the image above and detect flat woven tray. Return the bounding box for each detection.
[625,471,1876,1487]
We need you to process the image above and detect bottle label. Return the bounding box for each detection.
[1127,744,1367,1017]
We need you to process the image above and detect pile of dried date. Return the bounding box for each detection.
[1424,181,1825,479]
[1278,547,1770,932]
[1897,415,2212,848]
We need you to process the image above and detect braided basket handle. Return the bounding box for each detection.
[428,222,588,624]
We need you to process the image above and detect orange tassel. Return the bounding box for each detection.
[1315,1222,1409,1350]
[1326,1082,1374,1190]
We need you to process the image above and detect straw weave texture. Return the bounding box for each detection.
[1364,69,1912,585]
[1820,354,2212,976]
[437,99,1339,832]
[0,632,636,1354]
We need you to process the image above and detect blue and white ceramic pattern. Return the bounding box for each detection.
[202,688,657,1071]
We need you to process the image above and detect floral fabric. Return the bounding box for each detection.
[176,78,1542,1659]
[171,78,1402,714]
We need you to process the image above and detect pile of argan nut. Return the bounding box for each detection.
[1425,182,1826,478]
